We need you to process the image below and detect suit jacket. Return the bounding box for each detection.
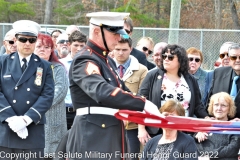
[207,66,240,118]
[130,48,148,67]
[203,70,213,106]
[0,52,54,149]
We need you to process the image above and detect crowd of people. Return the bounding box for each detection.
[0,11,240,160]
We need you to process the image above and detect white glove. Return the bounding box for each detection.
[144,100,162,117]
[7,116,27,132]
[16,127,28,139]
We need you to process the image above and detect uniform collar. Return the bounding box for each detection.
[87,40,109,59]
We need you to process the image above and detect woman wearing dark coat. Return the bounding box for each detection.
[138,44,209,144]
[141,100,198,160]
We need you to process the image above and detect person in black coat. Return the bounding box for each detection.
[141,100,198,160]
[138,44,208,145]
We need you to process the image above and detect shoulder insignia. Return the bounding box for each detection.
[85,62,101,75]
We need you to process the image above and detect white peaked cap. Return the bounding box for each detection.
[87,11,130,27]
[13,20,40,37]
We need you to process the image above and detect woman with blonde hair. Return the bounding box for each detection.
[195,92,240,160]
[141,99,198,160]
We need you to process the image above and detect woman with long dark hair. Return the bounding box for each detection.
[138,44,208,145]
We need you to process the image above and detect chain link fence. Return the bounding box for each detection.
[1,23,240,70]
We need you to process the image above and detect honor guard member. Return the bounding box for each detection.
[0,20,54,159]
[65,12,161,160]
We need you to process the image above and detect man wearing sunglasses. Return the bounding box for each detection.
[60,12,161,159]
[206,43,240,118]
[2,29,17,55]
[203,42,234,106]
[0,20,54,159]
[56,33,69,59]
[135,37,156,70]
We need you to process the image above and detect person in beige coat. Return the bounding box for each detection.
[113,37,148,160]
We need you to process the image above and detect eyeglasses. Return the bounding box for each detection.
[125,29,131,34]
[219,52,229,59]
[142,46,153,55]
[188,57,201,63]
[229,55,240,61]
[5,40,14,45]
[58,40,69,44]
[162,54,175,61]
[17,37,37,44]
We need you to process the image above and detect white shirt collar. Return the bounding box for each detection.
[19,54,32,66]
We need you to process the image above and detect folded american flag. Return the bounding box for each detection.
[115,110,240,134]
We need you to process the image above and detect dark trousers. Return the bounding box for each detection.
[0,146,44,160]
[66,107,76,130]
[126,129,140,160]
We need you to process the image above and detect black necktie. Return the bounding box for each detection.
[21,58,27,73]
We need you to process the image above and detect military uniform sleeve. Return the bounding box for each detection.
[71,58,145,111]
[25,64,55,124]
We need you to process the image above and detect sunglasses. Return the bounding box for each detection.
[188,57,201,63]
[230,55,240,61]
[17,37,37,44]
[162,54,175,61]
[102,24,123,33]
[5,40,14,45]
[142,46,153,55]
[125,29,131,34]
[58,40,69,44]
[219,52,228,59]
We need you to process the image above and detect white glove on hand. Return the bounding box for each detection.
[7,116,27,132]
[144,100,162,117]
[16,127,28,139]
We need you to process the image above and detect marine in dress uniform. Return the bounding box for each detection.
[64,12,161,160]
[0,20,54,159]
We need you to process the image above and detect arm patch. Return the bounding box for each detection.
[85,62,101,75]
